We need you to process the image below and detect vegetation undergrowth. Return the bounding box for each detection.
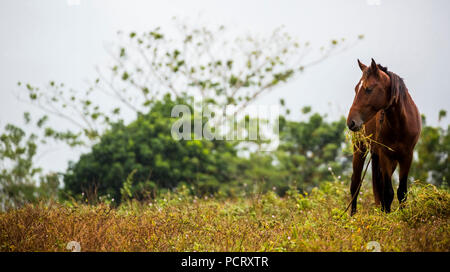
[0,181,448,252]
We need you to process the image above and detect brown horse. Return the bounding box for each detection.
[347,59,421,215]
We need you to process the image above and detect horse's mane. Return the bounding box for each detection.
[374,64,407,107]
[377,64,389,74]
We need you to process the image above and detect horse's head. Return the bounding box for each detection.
[347,58,392,131]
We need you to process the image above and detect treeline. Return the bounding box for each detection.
[63,96,350,202]
[1,94,447,209]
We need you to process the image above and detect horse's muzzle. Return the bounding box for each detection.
[347,118,363,132]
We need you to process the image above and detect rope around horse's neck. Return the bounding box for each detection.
[340,154,372,218]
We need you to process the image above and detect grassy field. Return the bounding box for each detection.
[0,180,448,252]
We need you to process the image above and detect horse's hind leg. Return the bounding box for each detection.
[371,152,382,206]
[382,173,394,213]
[379,153,396,213]
[350,148,367,216]
[398,154,413,207]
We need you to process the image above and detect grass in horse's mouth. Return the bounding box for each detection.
[346,125,394,154]
[346,125,372,156]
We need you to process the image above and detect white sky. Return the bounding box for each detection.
[0,0,449,173]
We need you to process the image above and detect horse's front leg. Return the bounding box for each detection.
[350,148,367,216]
[371,152,382,206]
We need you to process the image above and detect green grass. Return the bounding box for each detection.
[0,181,448,252]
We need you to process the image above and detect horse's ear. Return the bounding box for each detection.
[370,58,378,71]
[357,59,367,71]
[369,58,380,77]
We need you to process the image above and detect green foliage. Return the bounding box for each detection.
[410,114,449,186]
[0,124,41,209]
[62,98,353,201]
[438,109,446,122]
[0,124,60,210]
[275,112,350,190]
[215,105,352,196]
[64,95,240,202]
[120,169,136,202]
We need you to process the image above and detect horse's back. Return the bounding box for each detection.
[404,92,422,143]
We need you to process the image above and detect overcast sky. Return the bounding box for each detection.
[0,0,449,173]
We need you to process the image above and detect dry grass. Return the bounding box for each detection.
[0,181,449,252]
[345,125,394,156]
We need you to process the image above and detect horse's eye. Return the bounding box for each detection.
[365,87,372,94]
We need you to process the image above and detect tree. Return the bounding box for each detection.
[64,95,241,202]
[0,122,60,210]
[275,109,350,191]
[411,112,449,186]
[16,19,361,149]
[12,19,362,201]
[0,124,40,210]
[224,106,351,196]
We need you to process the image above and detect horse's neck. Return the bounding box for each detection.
[383,94,409,130]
